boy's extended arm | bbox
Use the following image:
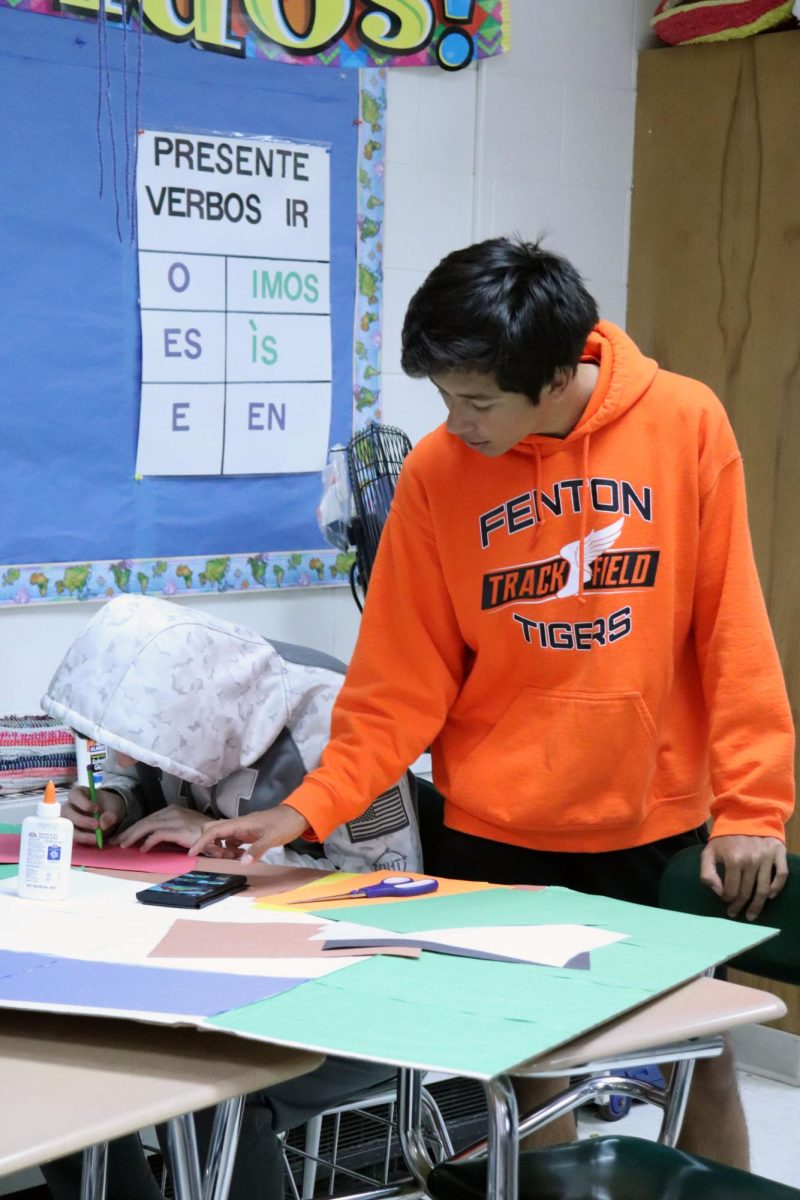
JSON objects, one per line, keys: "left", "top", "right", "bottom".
{"left": 192, "top": 464, "right": 467, "bottom": 861}
{"left": 190, "top": 803, "right": 307, "bottom": 863}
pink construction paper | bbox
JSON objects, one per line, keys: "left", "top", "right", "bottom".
{"left": 148, "top": 919, "right": 422, "bottom": 961}
{"left": 0, "top": 834, "right": 197, "bottom": 875}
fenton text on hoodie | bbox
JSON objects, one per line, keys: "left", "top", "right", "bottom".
{"left": 478, "top": 477, "right": 653, "bottom": 549}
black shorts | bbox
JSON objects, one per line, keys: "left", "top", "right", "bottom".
{"left": 438, "top": 824, "right": 709, "bottom": 909}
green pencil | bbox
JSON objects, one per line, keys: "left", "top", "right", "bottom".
{"left": 87, "top": 760, "right": 103, "bottom": 850}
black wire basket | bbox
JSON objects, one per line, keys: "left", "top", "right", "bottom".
{"left": 346, "top": 422, "right": 412, "bottom": 604}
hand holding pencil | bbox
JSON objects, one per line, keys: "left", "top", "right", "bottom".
{"left": 61, "top": 784, "right": 126, "bottom": 846}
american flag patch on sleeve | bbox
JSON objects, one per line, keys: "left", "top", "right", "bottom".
{"left": 346, "top": 785, "right": 410, "bottom": 843}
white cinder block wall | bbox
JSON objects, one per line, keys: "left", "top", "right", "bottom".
{"left": 0, "top": 1, "right": 657, "bottom": 717}
{"left": 382, "top": 0, "right": 656, "bottom": 439}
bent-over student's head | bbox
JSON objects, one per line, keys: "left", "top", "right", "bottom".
{"left": 40, "top": 595, "right": 313, "bottom": 789}
{"left": 400, "top": 236, "right": 599, "bottom": 404}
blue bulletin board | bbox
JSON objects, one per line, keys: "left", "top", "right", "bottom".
{"left": 0, "top": 8, "right": 385, "bottom": 604}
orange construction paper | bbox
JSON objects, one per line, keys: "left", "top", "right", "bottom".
{"left": 254, "top": 870, "right": 501, "bottom": 911}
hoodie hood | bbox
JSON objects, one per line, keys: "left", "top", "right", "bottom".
{"left": 517, "top": 320, "right": 660, "bottom": 459}
{"left": 41, "top": 595, "right": 319, "bottom": 787}
{"left": 574, "top": 320, "right": 659, "bottom": 435}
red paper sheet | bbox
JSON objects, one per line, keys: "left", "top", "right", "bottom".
{"left": 0, "top": 834, "right": 197, "bottom": 875}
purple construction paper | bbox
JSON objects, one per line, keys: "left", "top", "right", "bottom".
{"left": 0, "top": 951, "right": 307, "bottom": 1016}
{"left": 0, "top": 949, "right": 57, "bottom": 978}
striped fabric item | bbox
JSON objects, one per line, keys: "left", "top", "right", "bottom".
{"left": 0, "top": 716, "right": 77, "bottom": 793}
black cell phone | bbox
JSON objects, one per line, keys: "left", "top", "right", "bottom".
{"left": 136, "top": 870, "right": 248, "bottom": 909}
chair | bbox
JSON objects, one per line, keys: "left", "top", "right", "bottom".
{"left": 658, "top": 844, "right": 800, "bottom": 985}
{"left": 415, "top": 776, "right": 446, "bottom": 876}
{"left": 425, "top": 1135, "right": 800, "bottom": 1199}
{"left": 424, "top": 844, "right": 800, "bottom": 1200}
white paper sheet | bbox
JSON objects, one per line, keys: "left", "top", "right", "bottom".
{"left": 0, "top": 872, "right": 358, "bottom": 980}
{"left": 313, "top": 922, "right": 627, "bottom": 968}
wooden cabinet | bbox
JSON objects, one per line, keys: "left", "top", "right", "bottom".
{"left": 628, "top": 30, "right": 800, "bottom": 1031}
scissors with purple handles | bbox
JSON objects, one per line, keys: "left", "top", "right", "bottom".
{"left": 289, "top": 874, "right": 439, "bottom": 903}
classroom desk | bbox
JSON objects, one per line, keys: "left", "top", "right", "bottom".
{"left": 0, "top": 858, "right": 785, "bottom": 1200}
{"left": 0, "top": 1008, "right": 322, "bottom": 1200}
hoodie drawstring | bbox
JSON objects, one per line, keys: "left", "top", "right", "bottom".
{"left": 577, "top": 434, "right": 591, "bottom": 604}
{"left": 531, "top": 444, "right": 545, "bottom": 547}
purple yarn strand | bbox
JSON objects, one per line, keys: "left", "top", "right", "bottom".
{"left": 95, "top": 0, "right": 105, "bottom": 199}
{"left": 131, "top": 2, "right": 144, "bottom": 244}
{"left": 122, "top": 0, "right": 131, "bottom": 225}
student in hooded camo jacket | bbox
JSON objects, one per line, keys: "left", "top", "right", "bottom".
{"left": 191, "top": 237, "right": 795, "bottom": 1169}
{"left": 39, "top": 594, "right": 419, "bottom": 1200}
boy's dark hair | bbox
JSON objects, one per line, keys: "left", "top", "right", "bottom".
{"left": 401, "top": 237, "right": 599, "bottom": 403}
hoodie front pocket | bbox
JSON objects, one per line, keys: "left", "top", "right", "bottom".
{"left": 451, "top": 688, "right": 657, "bottom": 833}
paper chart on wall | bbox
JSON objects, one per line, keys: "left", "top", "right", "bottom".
{"left": 136, "top": 130, "right": 332, "bottom": 478}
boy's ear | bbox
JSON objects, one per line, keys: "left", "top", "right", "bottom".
{"left": 547, "top": 366, "right": 579, "bottom": 398}
{"left": 545, "top": 368, "right": 569, "bottom": 397}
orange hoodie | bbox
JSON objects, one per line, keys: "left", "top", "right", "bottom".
{"left": 289, "top": 321, "right": 795, "bottom": 852}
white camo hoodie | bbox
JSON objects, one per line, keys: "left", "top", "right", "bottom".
{"left": 41, "top": 595, "right": 422, "bottom": 874}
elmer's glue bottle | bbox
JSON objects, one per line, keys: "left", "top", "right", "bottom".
{"left": 17, "top": 780, "right": 74, "bottom": 900}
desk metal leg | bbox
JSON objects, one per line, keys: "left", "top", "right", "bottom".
{"left": 397, "top": 1067, "right": 436, "bottom": 1190}
{"left": 167, "top": 1113, "right": 203, "bottom": 1200}
{"left": 483, "top": 1076, "right": 518, "bottom": 1200}
{"left": 398, "top": 1069, "right": 518, "bottom": 1199}
{"left": 79, "top": 1142, "right": 108, "bottom": 1200}
{"left": 659, "top": 1057, "right": 697, "bottom": 1147}
{"left": 202, "top": 1095, "right": 245, "bottom": 1200}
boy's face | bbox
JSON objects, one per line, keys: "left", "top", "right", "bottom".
{"left": 431, "top": 369, "right": 574, "bottom": 456}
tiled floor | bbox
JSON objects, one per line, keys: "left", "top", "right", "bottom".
{"left": 578, "top": 1069, "right": 800, "bottom": 1188}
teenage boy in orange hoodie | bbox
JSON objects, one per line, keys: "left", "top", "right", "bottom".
{"left": 191, "top": 237, "right": 795, "bottom": 1169}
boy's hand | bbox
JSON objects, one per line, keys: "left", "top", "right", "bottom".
{"left": 700, "top": 835, "right": 788, "bottom": 921}
{"left": 114, "top": 805, "right": 212, "bottom": 853}
{"left": 189, "top": 805, "right": 308, "bottom": 864}
{"left": 62, "top": 785, "right": 126, "bottom": 845}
